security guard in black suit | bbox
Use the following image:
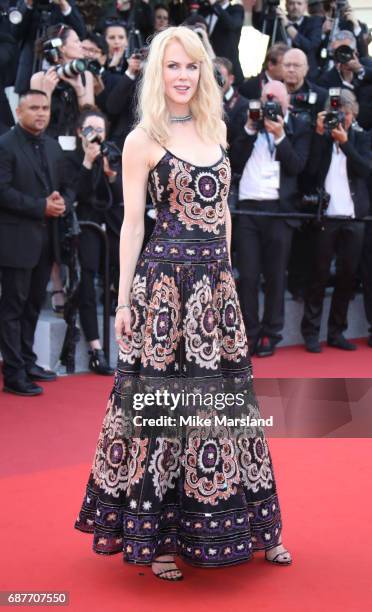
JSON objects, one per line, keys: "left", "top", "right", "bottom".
{"left": 0, "top": 90, "right": 74, "bottom": 396}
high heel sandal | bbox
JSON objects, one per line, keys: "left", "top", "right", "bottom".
{"left": 265, "top": 543, "right": 292, "bottom": 566}
{"left": 51, "top": 290, "right": 65, "bottom": 315}
{"left": 152, "top": 559, "right": 184, "bottom": 581}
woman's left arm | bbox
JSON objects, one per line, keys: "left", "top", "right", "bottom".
{"left": 225, "top": 203, "right": 232, "bottom": 266}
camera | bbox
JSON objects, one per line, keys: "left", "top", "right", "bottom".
{"left": 301, "top": 188, "right": 330, "bottom": 224}
{"left": 81, "top": 126, "right": 121, "bottom": 166}
{"left": 248, "top": 96, "right": 283, "bottom": 129}
{"left": 262, "top": 95, "right": 283, "bottom": 122}
{"left": 56, "top": 59, "right": 87, "bottom": 78}
{"left": 290, "top": 91, "right": 318, "bottom": 125}
{"left": 323, "top": 88, "right": 345, "bottom": 131}
{"left": 333, "top": 44, "right": 354, "bottom": 65}
{"left": 85, "top": 59, "right": 105, "bottom": 77}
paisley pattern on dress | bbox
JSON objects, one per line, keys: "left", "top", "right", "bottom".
{"left": 75, "top": 147, "right": 283, "bottom": 568}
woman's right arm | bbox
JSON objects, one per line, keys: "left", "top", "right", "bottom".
{"left": 115, "top": 128, "right": 151, "bottom": 348}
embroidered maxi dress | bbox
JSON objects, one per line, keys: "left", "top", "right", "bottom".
{"left": 74, "top": 146, "right": 283, "bottom": 567}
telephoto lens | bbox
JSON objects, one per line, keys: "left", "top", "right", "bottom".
{"left": 56, "top": 59, "right": 87, "bottom": 78}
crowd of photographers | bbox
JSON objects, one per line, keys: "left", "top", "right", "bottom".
{"left": 0, "top": 0, "right": 372, "bottom": 395}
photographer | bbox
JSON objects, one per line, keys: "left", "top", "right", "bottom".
{"left": 239, "top": 43, "right": 289, "bottom": 101}
{"left": 309, "top": 0, "right": 369, "bottom": 70}
{"left": 253, "top": 0, "right": 323, "bottom": 81}
{"left": 97, "top": 0, "right": 153, "bottom": 42}
{"left": 213, "top": 57, "right": 248, "bottom": 145}
{"left": 30, "top": 24, "right": 94, "bottom": 142}
{"left": 65, "top": 108, "right": 123, "bottom": 375}
{"left": 105, "top": 49, "right": 143, "bottom": 149}
{"left": 301, "top": 89, "right": 372, "bottom": 353}
{"left": 198, "top": 0, "right": 245, "bottom": 85}
{"left": 230, "top": 80, "right": 311, "bottom": 356}
{"left": 0, "top": 89, "right": 74, "bottom": 396}
{"left": 104, "top": 20, "right": 129, "bottom": 76}
{"left": 282, "top": 48, "right": 327, "bottom": 120}
{"left": 12, "top": 0, "right": 86, "bottom": 94}
{"left": 317, "top": 31, "right": 372, "bottom": 130}
{"left": 153, "top": 3, "right": 169, "bottom": 33}
{"left": 81, "top": 32, "right": 120, "bottom": 113}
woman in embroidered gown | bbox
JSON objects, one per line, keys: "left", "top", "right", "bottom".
{"left": 75, "top": 26, "right": 292, "bottom": 581}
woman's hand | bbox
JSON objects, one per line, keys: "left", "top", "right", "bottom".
{"left": 115, "top": 307, "right": 132, "bottom": 352}
{"left": 103, "top": 156, "right": 118, "bottom": 180}
{"left": 82, "top": 140, "right": 101, "bottom": 168}
{"left": 109, "top": 49, "right": 124, "bottom": 68}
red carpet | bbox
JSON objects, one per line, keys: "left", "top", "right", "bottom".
{"left": 1, "top": 346, "right": 372, "bottom": 611}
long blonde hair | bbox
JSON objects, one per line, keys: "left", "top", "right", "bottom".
{"left": 136, "top": 26, "right": 226, "bottom": 147}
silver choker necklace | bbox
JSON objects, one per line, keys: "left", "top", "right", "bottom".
{"left": 170, "top": 114, "right": 192, "bottom": 123}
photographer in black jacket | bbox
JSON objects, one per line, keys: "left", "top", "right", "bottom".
{"left": 12, "top": 0, "right": 86, "bottom": 94}
{"left": 230, "top": 80, "right": 311, "bottom": 357}
{"left": 105, "top": 49, "right": 143, "bottom": 149}
{"left": 301, "top": 89, "right": 372, "bottom": 352}
{"left": 31, "top": 24, "right": 94, "bottom": 142}
{"left": 65, "top": 108, "right": 124, "bottom": 375}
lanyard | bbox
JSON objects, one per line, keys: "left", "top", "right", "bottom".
{"left": 264, "top": 130, "right": 276, "bottom": 159}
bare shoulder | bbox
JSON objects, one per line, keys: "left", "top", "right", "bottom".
{"left": 123, "top": 127, "right": 163, "bottom": 170}
{"left": 123, "top": 128, "right": 153, "bottom": 164}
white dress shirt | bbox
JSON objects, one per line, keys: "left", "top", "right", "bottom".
{"left": 325, "top": 144, "right": 355, "bottom": 218}
{"left": 239, "top": 130, "right": 280, "bottom": 201}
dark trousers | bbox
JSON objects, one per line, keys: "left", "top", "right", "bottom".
{"left": 361, "top": 221, "right": 372, "bottom": 334}
{"left": 234, "top": 200, "right": 293, "bottom": 343}
{"left": 301, "top": 219, "right": 365, "bottom": 341}
{"left": 0, "top": 229, "right": 53, "bottom": 385}
{"left": 78, "top": 268, "right": 99, "bottom": 342}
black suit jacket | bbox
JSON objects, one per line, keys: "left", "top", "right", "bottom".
{"left": 200, "top": 2, "right": 245, "bottom": 84}
{"left": 230, "top": 115, "right": 312, "bottom": 218}
{"left": 253, "top": 13, "right": 322, "bottom": 81}
{"left": 0, "top": 125, "right": 74, "bottom": 269}
{"left": 304, "top": 128, "right": 372, "bottom": 218}
{"left": 238, "top": 71, "right": 269, "bottom": 100}
{"left": 106, "top": 73, "right": 137, "bottom": 149}
{"left": 224, "top": 90, "right": 249, "bottom": 145}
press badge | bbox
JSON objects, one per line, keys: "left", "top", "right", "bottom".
{"left": 58, "top": 135, "right": 77, "bottom": 151}
{"left": 262, "top": 161, "right": 280, "bottom": 189}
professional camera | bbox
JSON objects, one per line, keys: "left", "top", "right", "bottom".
{"left": 323, "top": 88, "right": 345, "bottom": 131}
{"left": 248, "top": 96, "right": 283, "bottom": 129}
{"left": 56, "top": 59, "right": 87, "bottom": 78}
{"left": 301, "top": 188, "right": 330, "bottom": 224}
{"left": 290, "top": 91, "right": 318, "bottom": 125}
{"left": 262, "top": 95, "right": 283, "bottom": 122}
{"left": 333, "top": 44, "right": 354, "bottom": 65}
{"left": 81, "top": 126, "right": 121, "bottom": 166}
{"left": 85, "top": 59, "right": 105, "bottom": 77}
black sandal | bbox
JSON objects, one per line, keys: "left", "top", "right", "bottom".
{"left": 152, "top": 559, "right": 184, "bottom": 581}
{"left": 51, "top": 290, "right": 65, "bottom": 315}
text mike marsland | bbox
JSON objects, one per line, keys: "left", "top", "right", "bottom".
{"left": 132, "top": 415, "right": 274, "bottom": 427}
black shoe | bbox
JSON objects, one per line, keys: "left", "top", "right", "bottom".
{"left": 256, "top": 336, "right": 275, "bottom": 357}
{"left": 304, "top": 338, "right": 322, "bottom": 353}
{"left": 367, "top": 335, "right": 372, "bottom": 348}
{"left": 3, "top": 379, "right": 43, "bottom": 396}
{"left": 327, "top": 335, "right": 357, "bottom": 351}
{"left": 89, "top": 349, "right": 114, "bottom": 375}
{"left": 27, "top": 364, "right": 57, "bottom": 382}
{"left": 248, "top": 337, "right": 259, "bottom": 356}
